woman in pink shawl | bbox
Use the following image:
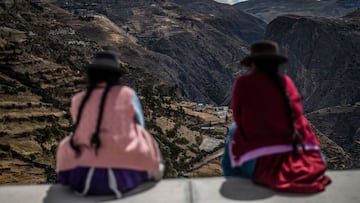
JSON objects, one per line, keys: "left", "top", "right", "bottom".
{"left": 56, "top": 51, "right": 163, "bottom": 198}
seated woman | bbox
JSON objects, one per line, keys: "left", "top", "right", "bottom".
{"left": 56, "top": 51, "right": 163, "bottom": 198}
{"left": 222, "top": 41, "right": 331, "bottom": 193}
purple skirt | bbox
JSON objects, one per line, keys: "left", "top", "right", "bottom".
{"left": 59, "top": 167, "right": 148, "bottom": 196}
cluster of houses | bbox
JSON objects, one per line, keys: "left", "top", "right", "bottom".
{"left": 176, "top": 102, "right": 232, "bottom": 131}
{"left": 49, "top": 27, "right": 75, "bottom": 36}
{"left": 195, "top": 104, "right": 231, "bottom": 131}
{"left": 193, "top": 103, "right": 230, "bottom": 118}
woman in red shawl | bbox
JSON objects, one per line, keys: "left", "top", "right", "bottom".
{"left": 221, "top": 40, "right": 331, "bottom": 193}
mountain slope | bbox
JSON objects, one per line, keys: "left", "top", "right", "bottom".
{"left": 307, "top": 104, "right": 360, "bottom": 168}
{"left": 0, "top": 0, "right": 96, "bottom": 184}
{"left": 57, "top": 0, "right": 266, "bottom": 104}
{"left": 0, "top": 0, "right": 224, "bottom": 183}
{"left": 266, "top": 13, "right": 360, "bottom": 112}
{"left": 235, "top": 0, "right": 360, "bottom": 22}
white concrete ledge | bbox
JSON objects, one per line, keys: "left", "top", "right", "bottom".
{"left": 0, "top": 170, "right": 359, "bottom": 203}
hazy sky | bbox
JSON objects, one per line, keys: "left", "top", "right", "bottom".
{"left": 214, "top": 0, "right": 248, "bottom": 5}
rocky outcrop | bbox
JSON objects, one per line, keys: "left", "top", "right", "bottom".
{"left": 266, "top": 13, "right": 360, "bottom": 112}
{"left": 235, "top": 0, "right": 360, "bottom": 23}
{"left": 266, "top": 10, "right": 360, "bottom": 168}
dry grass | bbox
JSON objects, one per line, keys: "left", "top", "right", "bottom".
{"left": 1, "top": 121, "right": 52, "bottom": 135}
{"left": 184, "top": 160, "right": 222, "bottom": 177}
{"left": 0, "top": 138, "right": 42, "bottom": 156}
{"left": 0, "top": 159, "right": 46, "bottom": 185}
{"left": 0, "top": 107, "right": 66, "bottom": 119}
{"left": 155, "top": 116, "right": 175, "bottom": 133}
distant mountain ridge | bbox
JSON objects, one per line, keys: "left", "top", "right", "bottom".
{"left": 171, "top": 0, "right": 266, "bottom": 43}
{"left": 235, "top": 0, "right": 360, "bottom": 22}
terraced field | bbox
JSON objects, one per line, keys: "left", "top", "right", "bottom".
{"left": 0, "top": 74, "right": 70, "bottom": 184}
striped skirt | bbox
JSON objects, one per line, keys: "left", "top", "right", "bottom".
{"left": 59, "top": 167, "right": 149, "bottom": 198}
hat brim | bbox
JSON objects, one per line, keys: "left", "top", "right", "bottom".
{"left": 240, "top": 54, "right": 288, "bottom": 67}
{"left": 86, "top": 64, "right": 127, "bottom": 75}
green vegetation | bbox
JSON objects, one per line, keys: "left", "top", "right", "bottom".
{"left": 146, "top": 120, "right": 163, "bottom": 135}
{"left": 166, "top": 129, "right": 177, "bottom": 138}
{"left": 174, "top": 137, "right": 189, "bottom": 145}
{"left": 45, "top": 166, "right": 58, "bottom": 183}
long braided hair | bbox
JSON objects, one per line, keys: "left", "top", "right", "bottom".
{"left": 70, "top": 62, "right": 122, "bottom": 157}
{"left": 253, "top": 60, "right": 305, "bottom": 156}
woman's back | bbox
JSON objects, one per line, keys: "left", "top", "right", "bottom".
{"left": 71, "top": 86, "right": 136, "bottom": 148}
{"left": 223, "top": 40, "right": 330, "bottom": 193}
{"left": 57, "top": 85, "right": 161, "bottom": 172}
{"left": 56, "top": 51, "right": 163, "bottom": 197}
{"left": 233, "top": 72, "right": 292, "bottom": 144}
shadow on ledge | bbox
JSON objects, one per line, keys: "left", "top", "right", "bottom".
{"left": 219, "top": 177, "right": 274, "bottom": 200}
{"left": 43, "top": 181, "right": 157, "bottom": 203}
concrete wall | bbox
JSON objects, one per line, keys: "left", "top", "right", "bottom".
{"left": 0, "top": 170, "right": 359, "bottom": 203}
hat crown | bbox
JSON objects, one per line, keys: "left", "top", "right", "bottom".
{"left": 90, "top": 51, "right": 120, "bottom": 70}
{"left": 86, "top": 51, "right": 127, "bottom": 75}
{"left": 251, "top": 41, "right": 279, "bottom": 55}
{"left": 240, "top": 40, "right": 288, "bottom": 66}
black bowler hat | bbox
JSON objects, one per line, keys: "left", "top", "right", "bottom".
{"left": 240, "top": 40, "right": 288, "bottom": 67}
{"left": 86, "top": 51, "right": 127, "bottom": 75}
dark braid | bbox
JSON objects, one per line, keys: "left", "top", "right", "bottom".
{"left": 254, "top": 60, "right": 305, "bottom": 156}
{"left": 70, "top": 86, "right": 95, "bottom": 156}
{"left": 70, "top": 69, "right": 119, "bottom": 156}
{"left": 91, "top": 82, "right": 113, "bottom": 155}
{"left": 69, "top": 51, "right": 123, "bottom": 157}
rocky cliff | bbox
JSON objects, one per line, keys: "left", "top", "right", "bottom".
{"left": 235, "top": 0, "right": 360, "bottom": 23}
{"left": 56, "top": 0, "right": 266, "bottom": 104}
{"left": 265, "top": 9, "right": 360, "bottom": 167}
{"left": 266, "top": 12, "right": 360, "bottom": 112}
